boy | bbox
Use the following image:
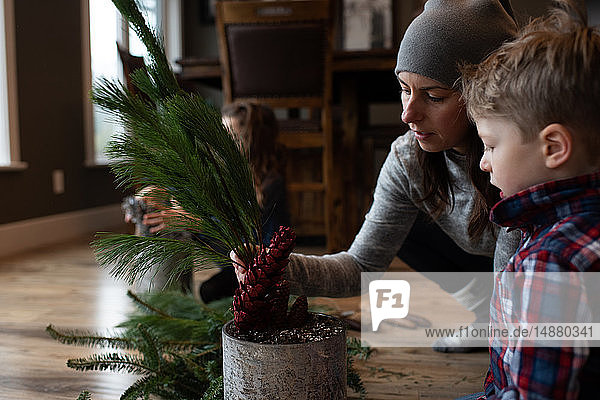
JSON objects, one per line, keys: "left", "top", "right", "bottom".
{"left": 461, "top": 0, "right": 600, "bottom": 398}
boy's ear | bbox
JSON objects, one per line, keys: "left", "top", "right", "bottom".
{"left": 540, "top": 123, "right": 572, "bottom": 169}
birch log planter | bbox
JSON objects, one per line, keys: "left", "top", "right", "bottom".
{"left": 222, "top": 314, "right": 347, "bottom": 400}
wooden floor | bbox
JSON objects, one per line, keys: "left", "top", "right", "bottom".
{"left": 0, "top": 236, "right": 489, "bottom": 400}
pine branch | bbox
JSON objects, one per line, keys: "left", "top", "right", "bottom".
{"left": 91, "top": 0, "right": 262, "bottom": 285}
{"left": 119, "top": 291, "right": 228, "bottom": 344}
{"left": 110, "top": 0, "right": 179, "bottom": 99}
{"left": 201, "top": 376, "right": 224, "bottom": 400}
{"left": 346, "top": 337, "right": 372, "bottom": 399}
{"left": 126, "top": 290, "right": 173, "bottom": 318}
{"left": 46, "top": 325, "right": 136, "bottom": 351}
{"left": 120, "top": 376, "right": 158, "bottom": 400}
{"left": 166, "top": 352, "right": 213, "bottom": 384}
{"left": 161, "top": 340, "right": 218, "bottom": 353}
{"left": 347, "top": 337, "right": 373, "bottom": 361}
{"left": 136, "top": 324, "right": 163, "bottom": 372}
{"left": 347, "top": 356, "right": 367, "bottom": 400}
{"left": 93, "top": 233, "right": 226, "bottom": 286}
{"left": 119, "top": 309, "right": 213, "bottom": 335}
{"left": 127, "top": 290, "right": 229, "bottom": 320}
{"left": 91, "top": 94, "right": 262, "bottom": 280}
{"left": 67, "top": 353, "right": 153, "bottom": 374}
{"left": 76, "top": 390, "right": 93, "bottom": 400}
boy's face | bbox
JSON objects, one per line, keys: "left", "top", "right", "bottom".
{"left": 476, "top": 117, "right": 549, "bottom": 198}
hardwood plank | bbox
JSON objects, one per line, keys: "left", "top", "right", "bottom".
{"left": 0, "top": 239, "right": 137, "bottom": 400}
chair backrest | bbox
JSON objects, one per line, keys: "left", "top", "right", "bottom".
{"left": 215, "top": 0, "right": 333, "bottom": 110}
{"left": 117, "top": 43, "right": 146, "bottom": 95}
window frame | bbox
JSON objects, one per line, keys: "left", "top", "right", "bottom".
{"left": 0, "top": 0, "right": 26, "bottom": 171}
{"left": 82, "top": 0, "right": 182, "bottom": 167}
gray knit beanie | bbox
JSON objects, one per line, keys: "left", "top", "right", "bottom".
{"left": 395, "top": 0, "right": 517, "bottom": 89}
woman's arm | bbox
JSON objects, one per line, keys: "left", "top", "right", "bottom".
{"left": 284, "top": 135, "right": 420, "bottom": 297}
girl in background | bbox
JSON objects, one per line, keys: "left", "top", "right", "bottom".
{"left": 198, "top": 102, "right": 290, "bottom": 303}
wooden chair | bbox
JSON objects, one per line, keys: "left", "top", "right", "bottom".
{"left": 116, "top": 43, "right": 146, "bottom": 95}
{"left": 215, "top": 0, "right": 342, "bottom": 250}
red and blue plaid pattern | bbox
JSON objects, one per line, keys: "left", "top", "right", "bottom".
{"left": 481, "top": 171, "right": 600, "bottom": 399}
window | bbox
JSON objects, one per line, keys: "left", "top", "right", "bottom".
{"left": 0, "top": 0, "right": 23, "bottom": 169}
{"left": 83, "top": 0, "right": 181, "bottom": 165}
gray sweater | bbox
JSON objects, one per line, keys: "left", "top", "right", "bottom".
{"left": 285, "top": 133, "right": 521, "bottom": 297}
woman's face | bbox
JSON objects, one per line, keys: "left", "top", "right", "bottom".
{"left": 398, "top": 72, "right": 471, "bottom": 153}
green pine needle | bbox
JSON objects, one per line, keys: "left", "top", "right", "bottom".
{"left": 118, "top": 315, "right": 217, "bottom": 344}
{"left": 91, "top": 0, "right": 262, "bottom": 287}
{"left": 347, "top": 356, "right": 368, "bottom": 400}
{"left": 120, "top": 376, "right": 159, "bottom": 400}
{"left": 45, "top": 325, "right": 136, "bottom": 351}
{"left": 110, "top": 0, "right": 178, "bottom": 99}
{"left": 67, "top": 353, "right": 152, "bottom": 374}
{"left": 92, "top": 233, "right": 228, "bottom": 287}
{"left": 347, "top": 337, "right": 371, "bottom": 399}
{"left": 347, "top": 337, "right": 373, "bottom": 361}
{"left": 136, "top": 324, "right": 163, "bottom": 371}
{"left": 126, "top": 290, "right": 173, "bottom": 318}
{"left": 76, "top": 390, "right": 93, "bottom": 400}
{"left": 201, "top": 376, "right": 224, "bottom": 400}
{"left": 116, "top": 291, "right": 228, "bottom": 346}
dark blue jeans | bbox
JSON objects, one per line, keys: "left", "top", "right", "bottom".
{"left": 397, "top": 211, "right": 493, "bottom": 292}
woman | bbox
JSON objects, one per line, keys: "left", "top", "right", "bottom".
{"left": 234, "top": 0, "right": 521, "bottom": 353}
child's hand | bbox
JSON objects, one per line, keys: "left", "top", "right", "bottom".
{"left": 137, "top": 185, "right": 169, "bottom": 210}
{"left": 142, "top": 211, "right": 167, "bottom": 234}
{"left": 143, "top": 202, "right": 191, "bottom": 234}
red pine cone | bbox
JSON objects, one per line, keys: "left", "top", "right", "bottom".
{"left": 287, "top": 295, "right": 308, "bottom": 328}
{"left": 232, "top": 226, "right": 297, "bottom": 332}
{"left": 269, "top": 280, "right": 291, "bottom": 329}
{"left": 269, "top": 227, "right": 295, "bottom": 258}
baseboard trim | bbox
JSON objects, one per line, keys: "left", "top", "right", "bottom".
{"left": 0, "top": 204, "right": 125, "bottom": 258}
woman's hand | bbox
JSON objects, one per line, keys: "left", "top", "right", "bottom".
{"left": 229, "top": 246, "right": 261, "bottom": 285}
{"left": 230, "top": 250, "right": 248, "bottom": 285}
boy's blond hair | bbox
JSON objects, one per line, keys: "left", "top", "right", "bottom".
{"left": 462, "top": 0, "right": 600, "bottom": 161}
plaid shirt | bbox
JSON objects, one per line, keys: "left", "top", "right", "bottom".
{"left": 482, "top": 171, "right": 600, "bottom": 399}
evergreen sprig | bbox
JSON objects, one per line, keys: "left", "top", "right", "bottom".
{"left": 110, "top": 0, "right": 179, "bottom": 100}
{"left": 347, "top": 336, "right": 374, "bottom": 361}
{"left": 346, "top": 337, "right": 373, "bottom": 400}
{"left": 46, "top": 325, "right": 136, "bottom": 350}
{"left": 91, "top": 0, "right": 261, "bottom": 287}
{"left": 118, "top": 290, "right": 229, "bottom": 344}
{"left": 67, "top": 352, "right": 151, "bottom": 374}
{"left": 76, "top": 390, "right": 93, "bottom": 400}
{"left": 50, "top": 293, "right": 226, "bottom": 399}
{"left": 201, "top": 376, "right": 224, "bottom": 400}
